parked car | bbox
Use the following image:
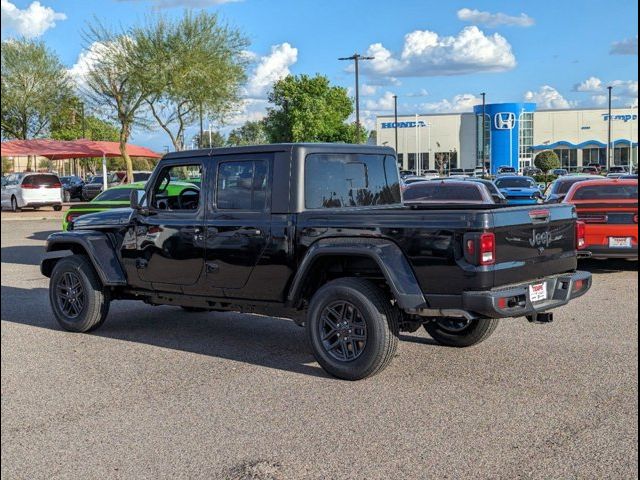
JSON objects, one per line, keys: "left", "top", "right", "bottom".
{"left": 564, "top": 179, "right": 638, "bottom": 260}
{"left": 620, "top": 174, "right": 638, "bottom": 179}
{"left": 586, "top": 163, "right": 604, "bottom": 173}
{"left": 494, "top": 175, "right": 543, "bottom": 205}
{"left": 580, "top": 166, "right": 600, "bottom": 175}
{"left": 550, "top": 168, "right": 569, "bottom": 176}
{"left": 544, "top": 175, "right": 603, "bottom": 204}
{"left": 110, "top": 170, "right": 153, "bottom": 184}
{"left": 496, "top": 166, "right": 517, "bottom": 175}
{"left": 41, "top": 143, "right": 592, "bottom": 380}
{"left": 399, "top": 170, "right": 415, "bottom": 178}
{"left": 81, "top": 175, "right": 107, "bottom": 201}
{"left": 608, "top": 166, "right": 629, "bottom": 174}
{"left": 449, "top": 168, "right": 466, "bottom": 176}
{"left": 421, "top": 169, "right": 440, "bottom": 179}
{"left": 473, "top": 166, "right": 488, "bottom": 177}
{"left": 436, "top": 177, "right": 508, "bottom": 204}
{"left": 60, "top": 175, "right": 85, "bottom": 202}
{"left": 1, "top": 172, "right": 62, "bottom": 211}
{"left": 403, "top": 180, "right": 496, "bottom": 205}
{"left": 401, "top": 175, "right": 429, "bottom": 187}
{"left": 63, "top": 181, "right": 198, "bottom": 231}
{"left": 523, "top": 167, "right": 542, "bottom": 177}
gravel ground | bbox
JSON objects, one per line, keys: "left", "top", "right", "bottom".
{"left": 1, "top": 219, "right": 638, "bottom": 479}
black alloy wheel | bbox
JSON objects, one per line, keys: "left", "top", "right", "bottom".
{"left": 318, "top": 300, "right": 368, "bottom": 362}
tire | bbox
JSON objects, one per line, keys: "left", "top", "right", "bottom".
{"left": 307, "top": 278, "right": 399, "bottom": 380}
{"left": 424, "top": 317, "right": 499, "bottom": 348}
{"left": 53, "top": 204, "right": 62, "bottom": 211}
{"left": 181, "top": 306, "right": 208, "bottom": 312}
{"left": 49, "top": 255, "right": 110, "bottom": 333}
{"left": 10, "top": 196, "right": 20, "bottom": 212}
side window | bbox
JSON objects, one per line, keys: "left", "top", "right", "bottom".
{"left": 216, "top": 160, "right": 268, "bottom": 211}
{"left": 150, "top": 163, "right": 202, "bottom": 211}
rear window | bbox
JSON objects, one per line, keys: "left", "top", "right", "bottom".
{"left": 94, "top": 187, "right": 138, "bottom": 202}
{"left": 23, "top": 174, "right": 60, "bottom": 186}
{"left": 305, "top": 153, "right": 401, "bottom": 209}
{"left": 89, "top": 176, "right": 103, "bottom": 184}
{"left": 573, "top": 184, "right": 638, "bottom": 200}
{"left": 495, "top": 177, "right": 535, "bottom": 188}
{"left": 404, "top": 183, "right": 484, "bottom": 202}
{"left": 132, "top": 172, "right": 151, "bottom": 182}
{"left": 556, "top": 178, "right": 594, "bottom": 195}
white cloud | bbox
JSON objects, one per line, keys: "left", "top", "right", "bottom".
{"left": 68, "top": 42, "right": 106, "bottom": 90}
{"left": 405, "top": 88, "right": 429, "bottom": 98}
{"left": 361, "top": 26, "right": 516, "bottom": 78}
{"left": 244, "top": 43, "right": 298, "bottom": 99}
{"left": 457, "top": 8, "right": 534, "bottom": 28}
{"left": 590, "top": 94, "right": 620, "bottom": 106}
{"left": 573, "top": 76, "right": 603, "bottom": 92}
{"left": 573, "top": 77, "right": 637, "bottom": 98}
{"left": 524, "top": 86, "right": 574, "bottom": 109}
{"left": 420, "top": 93, "right": 481, "bottom": 113}
{"left": 610, "top": 80, "right": 638, "bottom": 98}
{"left": 610, "top": 36, "right": 638, "bottom": 55}
{"left": 116, "top": 0, "right": 240, "bottom": 8}
{"left": 361, "top": 84, "right": 378, "bottom": 96}
{"left": 225, "top": 98, "right": 269, "bottom": 128}
{"left": 1, "top": 0, "right": 66, "bottom": 38}
{"left": 364, "top": 91, "right": 396, "bottom": 111}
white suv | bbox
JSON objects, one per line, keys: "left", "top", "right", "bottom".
{"left": 1, "top": 172, "right": 63, "bottom": 212}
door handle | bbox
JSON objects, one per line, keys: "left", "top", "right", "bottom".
{"left": 235, "top": 228, "right": 262, "bottom": 237}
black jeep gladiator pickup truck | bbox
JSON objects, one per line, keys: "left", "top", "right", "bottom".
{"left": 41, "top": 144, "right": 592, "bottom": 380}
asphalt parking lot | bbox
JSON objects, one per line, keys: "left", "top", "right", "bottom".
{"left": 1, "top": 215, "right": 638, "bottom": 479}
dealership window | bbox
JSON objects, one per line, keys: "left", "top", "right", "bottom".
{"left": 476, "top": 114, "right": 490, "bottom": 165}
{"left": 553, "top": 149, "right": 578, "bottom": 170}
{"left": 613, "top": 147, "right": 630, "bottom": 166}
{"left": 434, "top": 151, "right": 457, "bottom": 174}
{"left": 397, "top": 153, "right": 404, "bottom": 168}
{"left": 518, "top": 112, "right": 534, "bottom": 162}
{"left": 407, "top": 153, "right": 416, "bottom": 172}
{"left": 582, "top": 147, "right": 606, "bottom": 166}
{"left": 418, "top": 152, "right": 429, "bottom": 171}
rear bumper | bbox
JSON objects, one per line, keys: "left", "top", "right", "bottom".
{"left": 461, "top": 270, "right": 592, "bottom": 319}
{"left": 582, "top": 245, "right": 638, "bottom": 260}
{"left": 23, "top": 201, "right": 62, "bottom": 207}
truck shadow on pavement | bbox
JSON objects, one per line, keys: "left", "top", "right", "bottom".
{"left": 579, "top": 258, "right": 638, "bottom": 274}
{"left": 27, "top": 230, "right": 58, "bottom": 241}
{"left": 0, "top": 285, "right": 330, "bottom": 379}
{"left": 1, "top": 245, "right": 44, "bottom": 266}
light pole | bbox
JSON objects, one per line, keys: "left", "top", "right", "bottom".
{"left": 607, "top": 86, "right": 613, "bottom": 170}
{"left": 425, "top": 122, "right": 432, "bottom": 170}
{"left": 339, "top": 53, "right": 374, "bottom": 143}
{"left": 480, "top": 92, "right": 486, "bottom": 171}
{"left": 393, "top": 95, "right": 398, "bottom": 154}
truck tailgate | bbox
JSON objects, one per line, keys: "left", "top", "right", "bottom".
{"left": 491, "top": 204, "right": 578, "bottom": 286}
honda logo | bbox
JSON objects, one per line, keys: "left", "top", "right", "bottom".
{"left": 494, "top": 112, "right": 515, "bottom": 130}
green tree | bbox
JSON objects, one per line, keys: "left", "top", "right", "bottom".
{"left": 131, "top": 12, "right": 249, "bottom": 151}
{"left": 83, "top": 24, "right": 151, "bottom": 182}
{"left": 534, "top": 150, "right": 561, "bottom": 182}
{"left": 51, "top": 96, "right": 120, "bottom": 141}
{"left": 263, "top": 74, "right": 365, "bottom": 143}
{"left": 1, "top": 39, "right": 72, "bottom": 140}
{"left": 193, "top": 130, "right": 226, "bottom": 148}
{"left": 227, "top": 120, "right": 268, "bottom": 146}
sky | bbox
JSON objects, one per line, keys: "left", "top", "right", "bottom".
{"left": 1, "top": 0, "right": 638, "bottom": 151}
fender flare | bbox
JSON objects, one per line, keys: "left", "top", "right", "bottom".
{"left": 40, "top": 231, "right": 127, "bottom": 286}
{"left": 287, "top": 238, "right": 427, "bottom": 310}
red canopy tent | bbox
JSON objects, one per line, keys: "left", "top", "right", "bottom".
{"left": 1, "top": 139, "right": 161, "bottom": 190}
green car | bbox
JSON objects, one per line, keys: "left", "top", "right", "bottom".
{"left": 62, "top": 181, "right": 198, "bottom": 230}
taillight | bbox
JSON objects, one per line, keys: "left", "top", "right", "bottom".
{"left": 66, "top": 212, "right": 80, "bottom": 223}
{"left": 576, "top": 221, "right": 586, "bottom": 250}
{"left": 634, "top": 214, "right": 638, "bottom": 224}
{"left": 479, "top": 233, "right": 496, "bottom": 265}
{"left": 48, "top": 182, "right": 62, "bottom": 188}
{"left": 21, "top": 183, "right": 37, "bottom": 189}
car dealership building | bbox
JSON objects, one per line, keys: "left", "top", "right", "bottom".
{"left": 376, "top": 104, "right": 638, "bottom": 175}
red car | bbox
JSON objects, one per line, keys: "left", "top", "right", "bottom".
{"left": 564, "top": 179, "right": 638, "bottom": 260}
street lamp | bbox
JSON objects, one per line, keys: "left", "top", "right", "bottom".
{"left": 607, "top": 86, "right": 613, "bottom": 170}
{"left": 480, "top": 92, "right": 486, "bottom": 170}
{"left": 339, "top": 53, "right": 374, "bottom": 143}
{"left": 393, "top": 95, "right": 398, "bottom": 153}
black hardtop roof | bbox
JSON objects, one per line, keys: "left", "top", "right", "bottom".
{"left": 163, "top": 143, "right": 396, "bottom": 160}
